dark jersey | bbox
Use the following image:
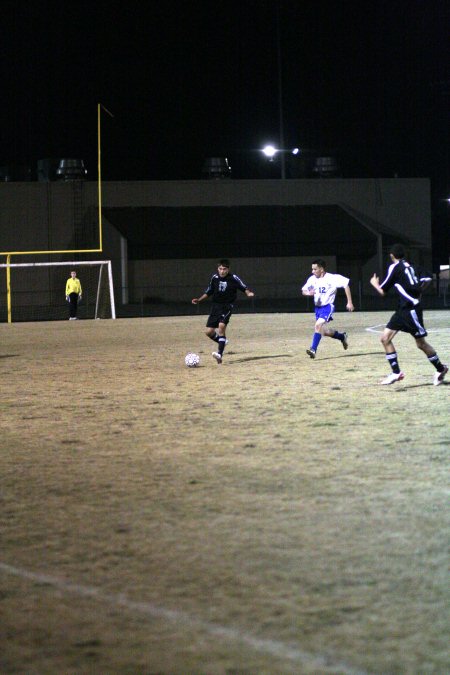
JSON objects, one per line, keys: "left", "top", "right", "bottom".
{"left": 380, "top": 260, "right": 432, "bottom": 309}
{"left": 205, "top": 273, "right": 248, "bottom": 304}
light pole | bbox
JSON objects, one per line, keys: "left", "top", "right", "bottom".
{"left": 260, "top": 5, "right": 286, "bottom": 178}
{"left": 276, "top": 2, "right": 286, "bottom": 179}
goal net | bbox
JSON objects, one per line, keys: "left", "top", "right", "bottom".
{"left": 0, "top": 260, "right": 116, "bottom": 322}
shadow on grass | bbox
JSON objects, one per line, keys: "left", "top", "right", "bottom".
{"left": 394, "top": 381, "right": 449, "bottom": 390}
{"left": 231, "top": 354, "right": 294, "bottom": 364}
{"left": 313, "top": 351, "right": 380, "bottom": 361}
{"left": 0, "top": 354, "right": 20, "bottom": 359}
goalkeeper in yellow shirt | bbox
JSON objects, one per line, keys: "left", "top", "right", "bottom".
{"left": 65, "top": 270, "right": 82, "bottom": 320}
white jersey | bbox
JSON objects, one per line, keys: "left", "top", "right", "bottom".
{"left": 302, "top": 272, "right": 349, "bottom": 306}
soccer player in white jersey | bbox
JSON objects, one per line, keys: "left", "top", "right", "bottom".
{"left": 301, "top": 259, "right": 354, "bottom": 358}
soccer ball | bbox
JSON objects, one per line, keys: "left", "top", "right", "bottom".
{"left": 185, "top": 352, "right": 200, "bottom": 368}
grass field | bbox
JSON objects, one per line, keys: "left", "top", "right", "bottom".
{"left": 1, "top": 310, "right": 449, "bottom": 674}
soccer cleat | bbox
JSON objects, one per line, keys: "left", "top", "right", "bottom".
{"left": 212, "top": 351, "right": 223, "bottom": 364}
{"left": 306, "top": 348, "right": 316, "bottom": 359}
{"left": 433, "top": 365, "right": 448, "bottom": 386}
{"left": 342, "top": 332, "right": 348, "bottom": 350}
{"left": 380, "top": 372, "right": 405, "bottom": 385}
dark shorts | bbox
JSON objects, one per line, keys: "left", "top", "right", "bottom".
{"left": 206, "top": 303, "right": 233, "bottom": 328}
{"left": 386, "top": 307, "right": 428, "bottom": 338}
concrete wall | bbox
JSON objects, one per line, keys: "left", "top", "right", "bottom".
{"left": 0, "top": 178, "right": 432, "bottom": 311}
{"left": 0, "top": 177, "right": 432, "bottom": 255}
{"left": 98, "top": 178, "right": 432, "bottom": 247}
{"left": 127, "top": 256, "right": 337, "bottom": 303}
{"left": 0, "top": 182, "right": 97, "bottom": 254}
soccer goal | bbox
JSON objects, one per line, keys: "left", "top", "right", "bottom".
{"left": 1, "top": 260, "right": 116, "bottom": 322}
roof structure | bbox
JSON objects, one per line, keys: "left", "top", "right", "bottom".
{"left": 103, "top": 204, "right": 419, "bottom": 261}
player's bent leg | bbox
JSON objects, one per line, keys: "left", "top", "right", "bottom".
{"left": 376, "top": 327, "right": 405, "bottom": 383}
{"left": 380, "top": 328, "right": 397, "bottom": 352}
{"left": 322, "top": 326, "right": 348, "bottom": 348}
{"left": 415, "top": 338, "right": 448, "bottom": 384}
{"left": 307, "top": 325, "right": 323, "bottom": 358}
{"left": 217, "top": 322, "right": 227, "bottom": 357}
{"left": 206, "top": 327, "right": 217, "bottom": 339}
{"left": 316, "top": 319, "right": 327, "bottom": 334}
{"left": 415, "top": 337, "right": 434, "bottom": 356}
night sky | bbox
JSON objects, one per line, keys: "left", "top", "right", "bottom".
{"left": 1, "top": 1, "right": 449, "bottom": 252}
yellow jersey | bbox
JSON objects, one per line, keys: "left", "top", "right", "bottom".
{"left": 66, "top": 277, "right": 82, "bottom": 295}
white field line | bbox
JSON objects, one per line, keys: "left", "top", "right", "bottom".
{"left": 0, "top": 561, "right": 367, "bottom": 675}
{"left": 365, "top": 324, "right": 448, "bottom": 334}
{"left": 365, "top": 323, "right": 386, "bottom": 334}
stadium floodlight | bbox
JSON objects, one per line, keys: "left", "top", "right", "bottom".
{"left": 202, "top": 157, "right": 232, "bottom": 179}
{"left": 56, "top": 158, "right": 87, "bottom": 181}
{"left": 262, "top": 144, "right": 278, "bottom": 159}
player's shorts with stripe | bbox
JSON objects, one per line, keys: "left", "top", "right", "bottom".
{"left": 315, "top": 303, "right": 334, "bottom": 322}
{"left": 206, "top": 303, "right": 233, "bottom": 328}
{"left": 386, "top": 307, "right": 428, "bottom": 337}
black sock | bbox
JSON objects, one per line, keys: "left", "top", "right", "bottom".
{"left": 333, "top": 330, "right": 344, "bottom": 341}
{"left": 428, "top": 353, "right": 444, "bottom": 372}
{"left": 386, "top": 352, "right": 400, "bottom": 374}
{"left": 208, "top": 332, "right": 220, "bottom": 342}
{"left": 218, "top": 336, "right": 226, "bottom": 355}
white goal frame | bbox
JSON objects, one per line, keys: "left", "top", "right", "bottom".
{"left": 1, "top": 259, "right": 116, "bottom": 322}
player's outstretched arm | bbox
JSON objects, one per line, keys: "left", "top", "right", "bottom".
{"left": 370, "top": 273, "right": 385, "bottom": 296}
{"left": 192, "top": 293, "right": 208, "bottom": 304}
{"left": 302, "top": 285, "right": 315, "bottom": 296}
{"left": 345, "top": 285, "right": 354, "bottom": 311}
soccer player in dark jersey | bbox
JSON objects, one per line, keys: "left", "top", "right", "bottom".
{"left": 192, "top": 259, "right": 255, "bottom": 364}
{"left": 370, "top": 243, "right": 448, "bottom": 385}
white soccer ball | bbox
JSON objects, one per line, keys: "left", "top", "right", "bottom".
{"left": 185, "top": 352, "right": 200, "bottom": 368}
